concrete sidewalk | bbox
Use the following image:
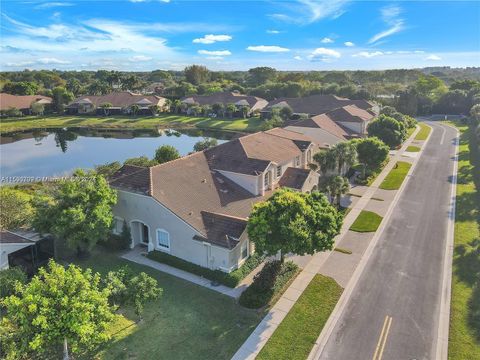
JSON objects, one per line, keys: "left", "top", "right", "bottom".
{"left": 232, "top": 125, "right": 424, "bottom": 360}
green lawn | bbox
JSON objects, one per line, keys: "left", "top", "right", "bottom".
{"left": 414, "top": 123, "right": 431, "bottom": 140}
{"left": 406, "top": 145, "right": 421, "bottom": 152}
{"left": 445, "top": 121, "right": 480, "bottom": 360}
{"left": 0, "top": 114, "right": 264, "bottom": 134}
{"left": 379, "top": 161, "right": 412, "bottom": 190}
{"left": 72, "top": 249, "right": 262, "bottom": 360}
{"left": 349, "top": 210, "right": 383, "bottom": 232}
{"left": 407, "top": 126, "right": 417, "bottom": 138}
{"left": 256, "top": 275, "right": 343, "bottom": 360}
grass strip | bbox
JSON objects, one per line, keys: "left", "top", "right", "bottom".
{"left": 256, "top": 275, "right": 343, "bottom": 360}
{"left": 349, "top": 210, "right": 383, "bottom": 233}
{"left": 414, "top": 123, "right": 431, "bottom": 141}
{"left": 379, "top": 161, "right": 412, "bottom": 190}
{"left": 445, "top": 121, "right": 480, "bottom": 360}
{"left": 406, "top": 145, "right": 421, "bottom": 152}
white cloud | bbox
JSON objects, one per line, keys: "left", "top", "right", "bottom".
{"left": 36, "top": 57, "right": 70, "bottom": 64}
{"left": 294, "top": 56, "right": 303, "bottom": 60}
{"left": 267, "top": 30, "right": 281, "bottom": 34}
{"left": 308, "top": 47, "right": 341, "bottom": 61}
{"left": 321, "top": 37, "right": 334, "bottom": 43}
{"left": 369, "top": 5, "right": 405, "bottom": 44}
{"left": 269, "top": 0, "right": 350, "bottom": 25}
{"left": 34, "top": 2, "right": 74, "bottom": 10}
{"left": 344, "top": 41, "right": 354, "bottom": 47}
{"left": 198, "top": 50, "right": 232, "bottom": 56}
{"left": 193, "top": 34, "right": 232, "bottom": 44}
{"left": 129, "top": 55, "right": 153, "bottom": 61}
{"left": 353, "top": 51, "right": 384, "bottom": 58}
{"left": 426, "top": 54, "right": 442, "bottom": 61}
{"left": 246, "top": 45, "right": 290, "bottom": 53}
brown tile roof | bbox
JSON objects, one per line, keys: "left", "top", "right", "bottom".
{"left": 278, "top": 167, "right": 312, "bottom": 190}
{"left": 294, "top": 114, "right": 354, "bottom": 140}
{"left": 264, "top": 94, "right": 374, "bottom": 116}
{"left": 109, "top": 165, "right": 151, "bottom": 195}
{"left": 181, "top": 91, "right": 268, "bottom": 111}
{"left": 0, "top": 231, "right": 34, "bottom": 244}
{"left": 68, "top": 91, "right": 165, "bottom": 108}
{"left": 194, "top": 211, "right": 247, "bottom": 249}
{"left": 326, "top": 105, "right": 375, "bottom": 123}
{"left": 0, "top": 93, "right": 52, "bottom": 111}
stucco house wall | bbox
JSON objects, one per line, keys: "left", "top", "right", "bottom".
{"left": 114, "top": 190, "right": 244, "bottom": 272}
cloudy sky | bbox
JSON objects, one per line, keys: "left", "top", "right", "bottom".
{"left": 1, "top": 0, "right": 479, "bottom": 71}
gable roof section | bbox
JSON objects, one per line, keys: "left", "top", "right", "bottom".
{"left": 0, "top": 93, "right": 52, "bottom": 110}
{"left": 278, "top": 167, "right": 312, "bottom": 190}
{"left": 180, "top": 91, "right": 267, "bottom": 110}
{"left": 295, "top": 114, "right": 353, "bottom": 140}
{"left": 68, "top": 92, "right": 165, "bottom": 108}
{"left": 109, "top": 165, "right": 151, "bottom": 195}
{"left": 326, "top": 104, "right": 375, "bottom": 123}
{"left": 0, "top": 230, "right": 34, "bottom": 244}
{"left": 195, "top": 211, "right": 247, "bottom": 249}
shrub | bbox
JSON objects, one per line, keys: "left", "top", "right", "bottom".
{"left": 239, "top": 260, "right": 299, "bottom": 309}
{"left": 0, "top": 267, "right": 27, "bottom": 299}
{"left": 147, "top": 251, "right": 264, "bottom": 288}
{"left": 98, "top": 222, "right": 131, "bottom": 251}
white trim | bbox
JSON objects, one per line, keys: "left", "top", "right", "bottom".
{"left": 129, "top": 219, "right": 151, "bottom": 248}
{"left": 155, "top": 228, "right": 171, "bottom": 253}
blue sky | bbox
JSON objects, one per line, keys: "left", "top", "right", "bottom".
{"left": 1, "top": 0, "right": 479, "bottom": 71}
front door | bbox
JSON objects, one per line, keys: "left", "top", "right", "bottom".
{"left": 142, "top": 224, "right": 149, "bottom": 245}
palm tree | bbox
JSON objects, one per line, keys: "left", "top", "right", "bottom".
{"left": 201, "top": 105, "right": 212, "bottom": 117}
{"left": 240, "top": 105, "right": 250, "bottom": 119}
{"left": 190, "top": 105, "right": 202, "bottom": 117}
{"left": 333, "top": 142, "right": 357, "bottom": 175}
{"left": 99, "top": 102, "right": 112, "bottom": 116}
{"left": 130, "top": 104, "right": 140, "bottom": 117}
{"left": 172, "top": 99, "right": 182, "bottom": 114}
{"left": 163, "top": 99, "right": 171, "bottom": 113}
{"left": 149, "top": 104, "right": 160, "bottom": 116}
{"left": 226, "top": 103, "right": 237, "bottom": 118}
{"left": 324, "top": 176, "right": 350, "bottom": 207}
{"left": 314, "top": 150, "right": 337, "bottom": 176}
{"left": 212, "top": 103, "right": 224, "bottom": 117}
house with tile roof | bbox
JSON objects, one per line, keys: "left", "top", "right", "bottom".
{"left": 109, "top": 129, "right": 319, "bottom": 272}
{"left": 0, "top": 93, "right": 52, "bottom": 115}
{"left": 180, "top": 91, "right": 268, "bottom": 116}
{"left": 66, "top": 91, "right": 167, "bottom": 116}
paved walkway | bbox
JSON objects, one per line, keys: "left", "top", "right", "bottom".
{"left": 122, "top": 246, "right": 258, "bottom": 299}
{"left": 232, "top": 125, "right": 424, "bottom": 360}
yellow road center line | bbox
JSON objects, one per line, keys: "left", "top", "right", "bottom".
{"left": 372, "top": 316, "right": 389, "bottom": 360}
{"left": 378, "top": 316, "right": 393, "bottom": 360}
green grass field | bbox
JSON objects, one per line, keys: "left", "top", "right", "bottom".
{"left": 349, "top": 210, "right": 383, "bottom": 232}
{"left": 406, "top": 145, "right": 421, "bottom": 152}
{"left": 414, "top": 123, "right": 432, "bottom": 140}
{"left": 445, "top": 121, "right": 480, "bottom": 360}
{"left": 379, "top": 161, "right": 412, "bottom": 190}
{"left": 256, "top": 275, "right": 343, "bottom": 360}
{"left": 73, "top": 249, "right": 262, "bottom": 360}
{"left": 0, "top": 114, "right": 264, "bottom": 134}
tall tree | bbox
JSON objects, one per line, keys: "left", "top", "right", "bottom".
{"left": 184, "top": 65, "right": 210, "bottom": 85}
{"left": 247, "top": 67, "right": 277, "bottom": 86}
{"left": 333, "top": 141, "right": 357, "bottom": 175}
{"left": 321, "top": 176, "right": 350, "bottom": 207}
{"left": 367, "top": 114, "right": 406, "bottom": 148}
{"left": 2, "top": 81, "right": 39, "bottom": 95}
{"left": 193, "top": 138, "right": 218, "bottom": 152}
{"left": 99, "top": 102, "right": 113, "bottom": 116}
{"left": 247, "top": 189, "right": 343, "bottom": 261}
{"left": 355, "top": 137, "right": 390, "bottom": 173}
{"left": 51, "top": 86, "right": 74, "bottom": 113}
{"left": 0, "top": 187, "right": 33, "bottom": 230}
{"left": 1, "top": 260, "right": 114, "bottom": 359}
{"left": 32, "top": 172, "right": 117, "bottom": 257}
{"left": 154, "top": 145, "right": 180, "bottom": 164}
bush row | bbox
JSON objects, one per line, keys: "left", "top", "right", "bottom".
{"left": 239, "top": 260, "right": 300, "bottom": 309}
{"left": 147, "top": 251, "right": 264, "bottom": 288}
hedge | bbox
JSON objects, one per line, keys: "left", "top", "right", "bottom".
{"left": 239, "top": 261, "right": 300, "bottom": 309}
{"left": 147, "top": 251, "right": 264, "bottom": 288}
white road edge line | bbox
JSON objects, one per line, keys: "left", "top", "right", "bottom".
{"left": 434, "top": 122, "right": 459, "bottom": 360}
{"left": 308, "top": 123, "right": 434, "bottom": 360}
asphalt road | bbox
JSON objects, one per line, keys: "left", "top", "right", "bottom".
{"left": 317, "top": 122, "right": 458, "bottom": 360}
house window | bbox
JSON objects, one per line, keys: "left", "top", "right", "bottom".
{"left": 113, "top": 217, "right": 124, "bottom": 234}
{"left": 295, "top": 156, "right": 300, "bottom": 166}
{"left": 156, "top": 229, "right": 170, "bottom": 251}
{"left": 276, "top": 165, "right": 282, "bottom": 178}
{"left": 264, "top": 173, "right": 270, "bottom": 187}
{"left": 241, "top": 241, "right": 248, "bottom": 259}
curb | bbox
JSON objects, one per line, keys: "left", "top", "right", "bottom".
{"left": 308, "top": 122, "right": 433, "bottom": 359}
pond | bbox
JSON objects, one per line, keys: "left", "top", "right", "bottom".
{"left": 0, "top": 127, "right": 240, "bottom": 179}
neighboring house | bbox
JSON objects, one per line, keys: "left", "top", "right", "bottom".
{"left": 180, "top": 91, "right": 268, "bottom": 116}
{"left": 0, "top": 93, "right": 52, "bottom": 115}
{"left": 0, "top": 230, "right": 54, "bottom": 273}
{"left": 109, "top": 129, "right": 319, "bottom": 273}
{"left": 261, "top": 94, "right": 378, "bottom": 118}
{"left": 66, "top": 91, "right": 167, "bottom": 115}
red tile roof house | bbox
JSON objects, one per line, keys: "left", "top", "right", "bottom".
{"left": 66, "top": 91, "right": 167, "bottom": 116}
{"left": 0, "top": 93, "right": 52, "bottom": 115}
{"left": 109, "top": 129, "right": 320, "bottom": 273}
{"left": 180, "top": 91, "right": 268, "bottom": 117}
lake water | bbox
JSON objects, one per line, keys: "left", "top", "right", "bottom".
{"left": 0, "top": 128, "right": 239, "bottom": 179}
